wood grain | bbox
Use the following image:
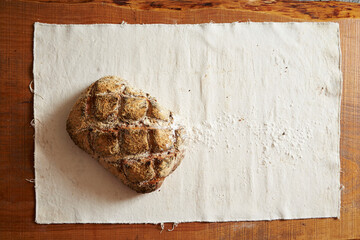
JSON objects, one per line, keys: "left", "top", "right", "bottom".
{"left": 0, "top": 0, "right": 359, "bottom": 239}
{"left": 16, "top": 0, "right": 360, "bottom": 20}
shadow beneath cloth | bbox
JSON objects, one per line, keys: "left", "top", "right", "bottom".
{"left": 36, "top": 87, "right": 142, "bottom": 205}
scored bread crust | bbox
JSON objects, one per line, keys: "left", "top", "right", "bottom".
{"left": 66, "top": 76, "right": 185, "bottom": 193}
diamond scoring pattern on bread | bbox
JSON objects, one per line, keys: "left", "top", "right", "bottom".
{"left": 66, "top": 76, "right": 185, "bottom": 193}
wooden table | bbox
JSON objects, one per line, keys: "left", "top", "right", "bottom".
{"left": 1, "top": 0, "right": 359, "bottom": 239}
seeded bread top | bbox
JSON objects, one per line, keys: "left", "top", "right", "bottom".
{"left": 66, "top": 76, "right": 185, "bottom": 193}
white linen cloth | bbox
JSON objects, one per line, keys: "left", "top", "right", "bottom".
{"left": 33, "top": 22, "right": 342, "bottom": 223}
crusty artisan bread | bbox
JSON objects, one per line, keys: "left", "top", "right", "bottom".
{"left": 66, "top": 76, "right": 185, "bottom": 193}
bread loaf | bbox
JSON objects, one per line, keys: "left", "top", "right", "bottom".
{"left": 66, "top": 76, "right": 185, "bottom": 193}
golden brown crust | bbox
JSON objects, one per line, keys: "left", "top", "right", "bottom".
{"left": 149, "top": 129, "right": 173, "bottom": 153}
{"left": 120, "top": 96, "right": 149, "bottom": 121}
{"left": 66, "top": 76, "right": 185, "bottom": 193}
{"left": 120, "top": 129, "right": 149, "bottom": 155}
{"left": 148, "top": 100, "right": 171, "bottom": 121}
